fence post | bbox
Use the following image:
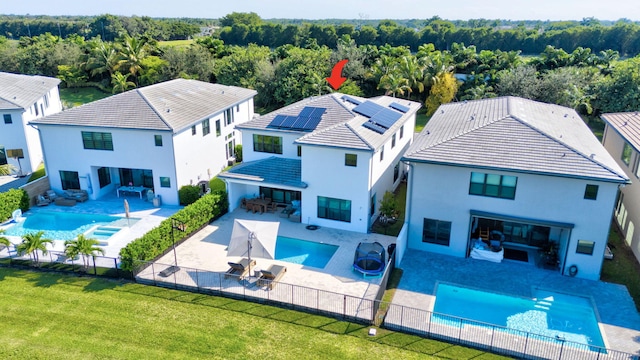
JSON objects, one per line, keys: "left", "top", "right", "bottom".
{"left": 195, "top": 268, "right": 200, "bottom": 293}
{"left": 151, "top": 262, "right": 156, "bottom": 285}
{"left": 93, "top": 256, "right": 97, "bottom": 275}
{"left": 558, "top": 340, "right": 564, "bottom": 360}
{"left": 343, "top": 295, "right": 346, "bottom": 319}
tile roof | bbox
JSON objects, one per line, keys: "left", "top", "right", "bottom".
{"left": 236, "top": 93, "right": 421, "bottom": 151}
{"left": 601, "top": 112, "right": 640, "bottom": 151}
{"left": 31, "top": 79, "right": 257, "bottom": 132}
{"left": 217, "top": 157, "right": 307, "bottom": 188}
{"left": 403, "top": 97, "right": 628, "bottom": 183}
{"left": 0, "top": 72, "right": 60, "bottom": 110}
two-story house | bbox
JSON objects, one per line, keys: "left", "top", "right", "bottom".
{"left": 30, "top": 79, "right": 256, "bottom": 205}
{"left": 0, "top": 72, "right": 62, "bottom": 175}
{"left": 219, "top": 93, "right": 421, "bottom": 233}
{"left": 601, "top": 112, "right": 640, "bottom": 265}
{"left": 401, "top": 97, "right": 628, "bottom": 280}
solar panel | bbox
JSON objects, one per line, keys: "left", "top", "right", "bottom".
{"left": 362, "top": 121, "right": 387, "bottom": 134}
{"left": 341, "top": 95, "right": 362, "bottom": 105}
{"left": 299, "top": 107, "right": 315, "bottom": 117}
{"left": 310, "top": 107, "right": 326, "bottom": 119}
{"left": 280, "top": 115, "right": 298, "bottom": 128}
{"left": 353, "top": 101, "right": 385, "bottom": 118}
{"left": 370, "top": 108, "right": 402, "bottom": 129}
{"left": 268, "top": 114, "right": 287, "bottom": 128}
{"left": 303, "top": 117, "right": 322, "bottom": 130}
{"left": 389, "top": 102, "right": 410, "bottom": 113}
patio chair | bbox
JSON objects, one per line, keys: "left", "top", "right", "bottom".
{"left": 45, "top": 190, "right": 58, "bottom": 201}
{"left": 224, "top": 258, "right": 256, "bottom": 280}
{"left": 36, "top": 194, "right": 51, "bottom": 206}
{"left": 258, "top": 264, "right": 287, "bottom": 290}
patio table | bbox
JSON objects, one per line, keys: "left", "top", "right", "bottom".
{"left": 117, "top": 186, "right": 147, "bottom": 199}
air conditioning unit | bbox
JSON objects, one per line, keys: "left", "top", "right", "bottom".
{"left": 227, "top": 157, "right": 236, "bottom": 166}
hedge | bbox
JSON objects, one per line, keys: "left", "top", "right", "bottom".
{"left": 0, "top": 189, "right": 30, "bottom": 223}
{"left": 119, "top": 191, "right": 228, "bottom": 272}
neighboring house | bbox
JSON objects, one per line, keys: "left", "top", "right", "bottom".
{"left": 219, "top": 93, "right": 421, "bottom": 233}
{"left": 601, "top": 112, "right": 640, "bottom": 265}
{"left": 30, "top": 79, "right": 256, "bottom": 205}
{"left": 401, "top": 97, "right": 628, "bottom": 280}
{"left": 0, "top": 72, "right": 62, "bottom": 175}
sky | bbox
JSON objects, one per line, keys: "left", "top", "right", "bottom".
{"left": 2, "top": 0, "right": 639, "bottom": 21}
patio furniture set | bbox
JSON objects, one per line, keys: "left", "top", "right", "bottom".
{"left": 36, "top": 189, "right": 89, "bottom": 207}
{"left": 241, "top": 197, "right": 277, "bottom": 214}
{"left": 224, "top": 258, "right": 287, "bottom": 290}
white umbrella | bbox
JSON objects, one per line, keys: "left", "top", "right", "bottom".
{"left": 124, "top": 199, "right": 130, "bottom": 227}
{"left": 227, "top": 219, "right": 279, "bottom": 276}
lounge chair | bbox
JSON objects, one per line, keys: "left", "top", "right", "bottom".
{"left": 258, "top": 264, "right": 287, "bottom": 290}
{"left": 45, "top": 190, "right": 58, "bottom": 201}
{"left": 225, "top": 258, "right": 256, "bottom": 280}
{"left": 36, "top": 194, "right": 51, "bottom": 206}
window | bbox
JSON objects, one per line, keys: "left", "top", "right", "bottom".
{"left": 160, "top": 177, "right": 171, "bottom": 188}
{"left": 44, "top": 93, "right": 49, "bottom": 108}
{"left": 318, "top": 196, "right": 351, "bottom": 222}
{"left": 380, "top": 145, "right": 384, "bottom": 161}
{"left": 60, "top": 170, "right": 80, "bottom": 190}
{"left": 0, "top": 146, "right": 6, "bottom": 165}
{"left": 34, "top": 102, "right": 39, "bottom": 116}
{"left": 576, "top": 240, "right": 595, "bottom": 255}
{"left": 423, "top": 218, "right": 452, "bottom": 246}
{"left": 82, "top": 131, "right": 113, "bottom": 150}
{"left": 469, "top": 172, "right": 517, "bottom": 199}
{"left": 635, "top": 157, "right": 640, "bottom": 178}
{"left": 259, "top": 187, "right": 301, "bottom": 204}
{"left": 584, "top": 184, "right": 598, "bottom": 200}
{"left": 391, "top": 133, "right": 396, "bottom": 148}
{"left": 202, "top": 119, "right": 210, "bottom": 136}
{"left": 225, "top": 108, "right": 234, "bottom": 125}
{"left": 400, "top": 125, "right": 404, "bottom": 139}
{"left": 154, "top": 135, "right": 163, "bottom": 147}
{"left": 621, "top": 142, "right": 632, "bottom": 165}
{"left": 191, "top": 125, "right": 196, "bottom": 136}
{"left": 370, "top": 193, "right": 376, "bottom": 216}
{"left": 253, "top": 134, "right": 283, "bottom": 154}
{"left": 345, "top": 153, "right": 357, "bottom": 167}
{"left": 236, "top": 104, "right": 240, "bottom": 112}
{"left": 3, "top": 114, "right": 11, "bottom": 124}
{"left": 215, "top": 120, "right": 221, "bottom": 136}
{"left": 297, "top": 145, "right": 301, "bottom": 157}
{"left": 393, "top": 162, "right": 400, "bottom": 182}
{"left": 97, "top": 167, "right": 111, "bottom": 188}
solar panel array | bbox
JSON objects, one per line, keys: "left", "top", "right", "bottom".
{"left": 354, "top": 101, "right": 403, "bottom": 134}
{"left": 267, "top": 107, "right": 326, "bottom": 131}
{"left": 389, "top": 102, "right": 410, "bottom": 113}
{"left": 341, "top": 95, "right": 362, "bottom": 105}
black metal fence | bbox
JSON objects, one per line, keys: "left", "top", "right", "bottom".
{"left": 0, "top": 246, "right": 130, "bottom": 279}
{"left": 134, "top": 259, "right": 636, "bottom": 360}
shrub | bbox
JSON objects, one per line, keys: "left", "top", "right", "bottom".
{"left": 209, "top": 177, "right": 226, "bottom": 193}
{"left": 119, "top": 192, "right": 228, "bottom": 272}
{"left": 178, "top": 185, "right": 200, "bottom": 205}
{"left": 0, "top": 189, "right": 30, "bottom": 222}
{"left": 234, "top": 144, "right": 243, "bottom": 162}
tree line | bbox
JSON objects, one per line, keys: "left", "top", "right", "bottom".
{"left": 0, "top": 26, "right": 639, "bottom": 118}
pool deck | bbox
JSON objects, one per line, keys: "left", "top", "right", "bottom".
{"left": 393, "top": 249, "right": 640, "bottom": 354}
{"left": 151, "top": 208, "right": 396, "bottom": 299}
{"left": 1, "top": 193, "right": 181, "bottom": 258}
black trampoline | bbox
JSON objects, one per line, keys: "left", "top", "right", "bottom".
{"left": 352, "top": 242, "right": 386, "bottom": 277}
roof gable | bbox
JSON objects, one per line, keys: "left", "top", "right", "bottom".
{"left": 601, "top": 112, "right": 640, "bottom": 151}
{"left": 405, "top": 97, "right": 628, "bottom": 183}
{"left": 0, "top": 72, "right": 60, "bottom": 110}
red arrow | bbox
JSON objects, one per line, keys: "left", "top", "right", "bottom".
{"left": 326, "top": 59, "right": 349, "bottom": 90}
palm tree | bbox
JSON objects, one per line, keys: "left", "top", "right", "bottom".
{"left": 16, "top": 231, "right": 53, "bottom": 266}
{"left": 85, "top": 39, "right": 119, "bottom": 80}
{"left": 116, "top": 34, "right": 148, "bottom": 85}
{"left": 378, "top": 72, "right": 411, "bottom": 98}
{"left": 111, "top": 72, "right": 136, "bottom": 94}
{"left": 0, "top": 229, "right": 11, "bottom": 250}
{"left": 0, "top": 164, "right": 16, "bottom": 176}
{"left": 64, "top": 234, "right": 105, "bottom": 270}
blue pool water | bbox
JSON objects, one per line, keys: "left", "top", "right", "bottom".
{"left": 275, "top": 236, "right": 338, "bottom": 268}
{"left": 433, "top": 283, "right": 605, "bottom": 348}
{"left": 5, "top": 211, "right": 123, "bottom": 240}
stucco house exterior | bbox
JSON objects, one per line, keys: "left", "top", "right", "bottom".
{"left": 219, "top": 93, "right": 421, "bottom": 233}
{"left": 0, "top": 72, "right": 62, "bottom": 175}
{"left": 401, "top": 97, "right": 628, "bottom": 280}
{"left": 601, "top": 112, "right": 640, "bottom": 265}
{"left": 30, "top": 79, "right": 256, "bottom": 205}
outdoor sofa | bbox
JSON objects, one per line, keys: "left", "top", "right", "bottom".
{"left": 63, "top": 189, "right": 89, "bottom": 202}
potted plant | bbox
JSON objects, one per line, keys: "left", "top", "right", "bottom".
{"left": 542, "top": 241, "right": 559, "bottom": 268}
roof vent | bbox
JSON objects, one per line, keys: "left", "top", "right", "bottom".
{"left": 426, "top": 130, "right": 431, "bottom": 135}
{"left": 440, "top": 110, "right": 445, "bottom": 114}
{"left": 470, "top": 115, "right": 475, "bottom": 121}
{"left": 590, "top": 153, "right": 595, "bottom": 159}
{"left": 623, "top": 121, "right": 628, "bottom": 126}
{"left": 166, "top": 108, "right": 171, "bottom": 113}
{"left": 564, "top": 114, "right": 568, "bottom": 118}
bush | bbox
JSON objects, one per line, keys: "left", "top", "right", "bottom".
{"left": 178, "top": 185, "right": 200, "bottom": 206}
{"left": 209, "top": 177, "right": 226, "bottom": 193}
{"left": 0, "top": 189, "right": 30, "bottom": 222}
{"left": 234, "top": 144, "right": 243, "bottom": 163}
{"left": 119, "top": 192, "right": 228, "bottom": 272}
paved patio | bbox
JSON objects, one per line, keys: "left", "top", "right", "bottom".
{"left": 151, "top": 207, "right": 397, "bottom": 299}
{"left": 393, "top": 249, "right": 640, "bottom": 354}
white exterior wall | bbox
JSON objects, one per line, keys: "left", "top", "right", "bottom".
{"left": 301, "top": 145, "right": 372, "bottom": 233}
{"left": 602, "top": 125, "right": 640, "bottom": 264}
{"left": 406, "top": 163, "right": 619, "bottom": 280}
{"left": 241, "top": 129, "right": 301, "bottom": 162}
{"left": 1, "top": 86, "right": 62, "bottom": 174}
{"left": 39, "top": 125, "right": 179, "bottom": 205}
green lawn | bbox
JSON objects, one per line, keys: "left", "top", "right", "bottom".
{"left": 601, "top": 227, "right": 640, "bottom": 311}
{"left": 59, "top": 87, "right": 111, "bottom": 108}
{"left": 159, "top": 39, "right": 194, "bottom": 48}
{"left": 415, "top": 112, "right": 429, "bottom": 133}
{"left": 0, "top": 268, "right": 508, "bottom": 360}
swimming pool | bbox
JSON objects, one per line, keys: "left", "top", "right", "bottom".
{"left": 275, "top": 236, "right": 338, "bottom": 268}
{"left": 433, "top": 283, "right": 605, "bottom": 348}
{"left": 4, "top": 211, "right": 125, "bottom": 241}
